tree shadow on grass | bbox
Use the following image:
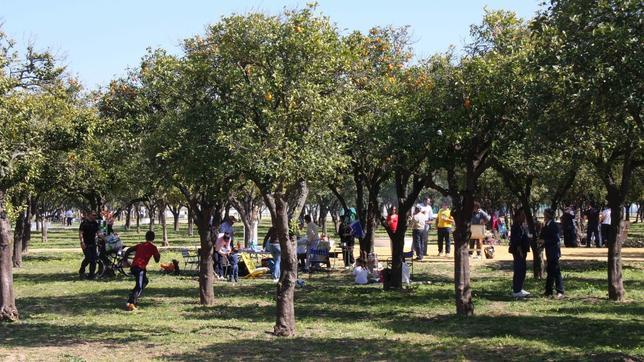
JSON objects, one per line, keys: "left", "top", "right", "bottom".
{"left": 382, "top": 313, "right": 643, "bottom": 356}
{"left": 0, "top": 321, "right": 163, "bottom": 348}
{"left": 160, "top": 335, "right": 632, "bottom": 361}
{"left": 21, "top": 254, "right": 66, "bottom": 262}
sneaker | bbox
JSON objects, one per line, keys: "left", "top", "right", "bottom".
{"left": 126, "top": 303, "right": 137, "bottom": 311}
{"left": 512, "top": 290, "right": 529, "bottom": 298}
{"left": 272, "top": 278, "right": 280, "bottom": 283}
{"left": 554, "top": 293, "right": 565, "bottom": 300}
{"left": 520, "top": 289, "right": 531, "bottom": 296}
{"left": 438, "top": 252, "right": 444, "bottom": 257}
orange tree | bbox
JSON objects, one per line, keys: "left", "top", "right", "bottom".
{"left": 532, "top": 0, "right": 643, "bottom": 301}
{"left": 211, "top": 6, "right": 350, "bottom": 335}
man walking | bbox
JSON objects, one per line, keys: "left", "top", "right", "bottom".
{"left": 78, "top": 211, "right": 100, "bottom": 279}
{"left": 126, "top": 231, "right": 160, "bottom": 311}
{"left": 419, "top": 197, "right": 435, "bottom": 256}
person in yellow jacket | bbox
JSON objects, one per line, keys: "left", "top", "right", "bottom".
{"left": 436, "top": 201, "right": 455, "bottom": 256}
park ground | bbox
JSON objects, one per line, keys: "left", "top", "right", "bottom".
{"left": 1, "top": 222, "right": 643, "bottom": 361}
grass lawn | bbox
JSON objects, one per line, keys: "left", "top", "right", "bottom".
{"left": 2, "top": 228, "right": 643, "bottom": 361}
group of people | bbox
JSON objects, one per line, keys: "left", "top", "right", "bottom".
{"left": 388, "top": 197, "right": 508, "bottom": 261}
{"left": 509, "top": 208, "right": 564, "bottom": 299}
{"left": 77, "top": 208, "right": 161, "bottom": 311}
{"left": 560, "top": 202, "right": 613, "bottom": 248}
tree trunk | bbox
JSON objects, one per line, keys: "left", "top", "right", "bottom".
{"left": 607, "top": 191, "right": 625, "bottom": 301}
{"left": 363, "top": 185, "right": 381, "bottom": 254}
{"left": 0, "top": 190, "right": 19, "bottom": 321}
{"left": 41, "top": 218, "right": 48, "bottom": 243}
{"left": 187, "top": 207, "right": 194, "bottom": 237}
{"left": 170, "top": 206, "right": 180, "bottom": 232}
{"left": 125, "top": 205, "right": 131, "bottom": 231}
{"left": 452, "top": 193, "right": 474, "bottom": 316}
{"left": 389, "top": 223, "right": 406, "bottom": 289}
{"left": 135, "top": 204, "right": 141, "bottom": 233}
{"left": 195, "top": 207, "right": 217, "bottom": 306}
{"left": 523, "top": 200, "right": 545, "bottom": 279}
{"left": 160, "top": 205, "right": 169, "bottom": 247}
{"left": 22, "top": 199, "right": 33, "bottom": 253}
{"left": 148, "top": 208, "right": 155, "bottom": 231}
{"left": 12, "top": 212, "right": 25, "bottom": 268}
{"left": 268, "top": 193, "right": 298, "bottom": 337}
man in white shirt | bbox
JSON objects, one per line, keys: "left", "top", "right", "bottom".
{"left": 305, "top": 215, "right": 319, "bottom": 243}
{"left": 600, "top": 206, "right": 611, "bottom": 247}
{"left": 418, "top": 197, "right": 435, "bottom": 256}
{"left": 411, "top": 207, "right": 428, "bottom": 261}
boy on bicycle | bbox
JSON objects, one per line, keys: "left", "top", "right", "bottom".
{"left": 126, "top": 231, "right": 160, "bottom": 311}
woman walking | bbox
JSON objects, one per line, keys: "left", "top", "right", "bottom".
{"left": 509, "top": 209, "right": 531, "bottom": 298}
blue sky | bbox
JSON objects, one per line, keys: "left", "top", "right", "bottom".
{"left": 0, "top": 0, "right": 541, "bottom": 90}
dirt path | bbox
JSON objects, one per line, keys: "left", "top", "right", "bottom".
{"left": 27, "top": 239, "right": 644, "bottom": 262}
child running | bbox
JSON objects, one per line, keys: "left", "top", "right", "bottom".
{"left": 126, "top": 231, "right": 160, "bottom": 311}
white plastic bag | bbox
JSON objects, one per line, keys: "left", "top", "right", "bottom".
{"left": 402, "top": 262, "right": 411, "bottom": 285}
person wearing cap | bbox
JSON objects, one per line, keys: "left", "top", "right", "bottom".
{"left": 219, "top": 215, "right": 237, "bottom": 242}
{"left": 539, "top": 208, "right": 564, "bottom": 299}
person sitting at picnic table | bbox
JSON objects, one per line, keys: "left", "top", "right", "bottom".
{"left": 214, "top": 232, "right": 239, "bottom": 283}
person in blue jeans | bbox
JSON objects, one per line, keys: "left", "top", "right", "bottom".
{"left": 266, "top": 227, "right": 281, "bottom": 282}
{"left": 509, "top": 209, "right": 531, "bottom": 298}
{"left": 540, "top": 208, "right": 564, "bottom": 298}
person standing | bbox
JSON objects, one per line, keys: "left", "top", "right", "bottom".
{"left": 65, "top": 209, "right": 74, "bottom": 226}
{"left": 386, "top": 206, "right": 399, "bottom": 233}
{"left": 410, "top": 207, "right": 427, "bottom": 261}
{"left": 470, "top": 201, "right": 490, "bottom": 259}
{"left": 583, "top": 203, "right": 601, "bottom": 247}
{"left": 561, "top": 206, "right": 578, "bottom": 247}
{"left": 339, "top": 216, "right": 355, "bottom": 268}
{"left": 509, "top": 209, "right": 531, "bottom": 298}
{"left": 600, "top": 205, "right": 611, "bottom": 248}
{"left": 419, "top": 197, "right": 435, "bottom": 256}
{"left": 305, "top": 215, "right": 319, "bottom": 242}
{"left": 540, "top": 208, "right": 564, "bottom": 299}
{"left": 78, "top": 211, "right": 100, "bottom": 279}
{"left": 266, "top": 228, "right": 281, "bottom": 282}
{"left": 126, "top": 231, "right": 160, "bottom": 311}
{"left": 219, "top": 215, "right": 237, "bottom": 242}
{"left": 436, "top": 201, "right": 455, "bottom": 257}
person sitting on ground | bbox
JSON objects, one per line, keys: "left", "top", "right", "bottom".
{"left": 126, "top": 231, "right": 160, "bottom": 311}
{"left": 539, "top": 208, "right": 564, "bottom": 299}
{"left": 352, "top": 258, "right": 368, "bottom": 285}
{"left": 215, "top": 232, "right": 239, "bottom": 282}
{"left": 509, "top": 209, "right": 531, "bottom": 298}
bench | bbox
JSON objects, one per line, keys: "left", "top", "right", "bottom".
{"left": 181, "top": 248, "right": 200, "bottom": 272}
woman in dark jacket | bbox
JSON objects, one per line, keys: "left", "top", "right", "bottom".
{"left": 509, "top": 209, "right": 531, "bottom": 298}
{"left": 539, "top": 208, "right": 564, "bottom": 298}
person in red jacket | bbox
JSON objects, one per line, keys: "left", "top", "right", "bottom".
{"left": 126, "top": 231, "right": 160, "bottom": 311}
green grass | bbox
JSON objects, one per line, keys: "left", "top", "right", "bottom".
{"left": 3, "top": 228, "right": 643, "bottom": 361}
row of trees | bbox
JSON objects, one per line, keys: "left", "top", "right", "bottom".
{"left": 1, "top": 0, "right": 641, "bottom": 335}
